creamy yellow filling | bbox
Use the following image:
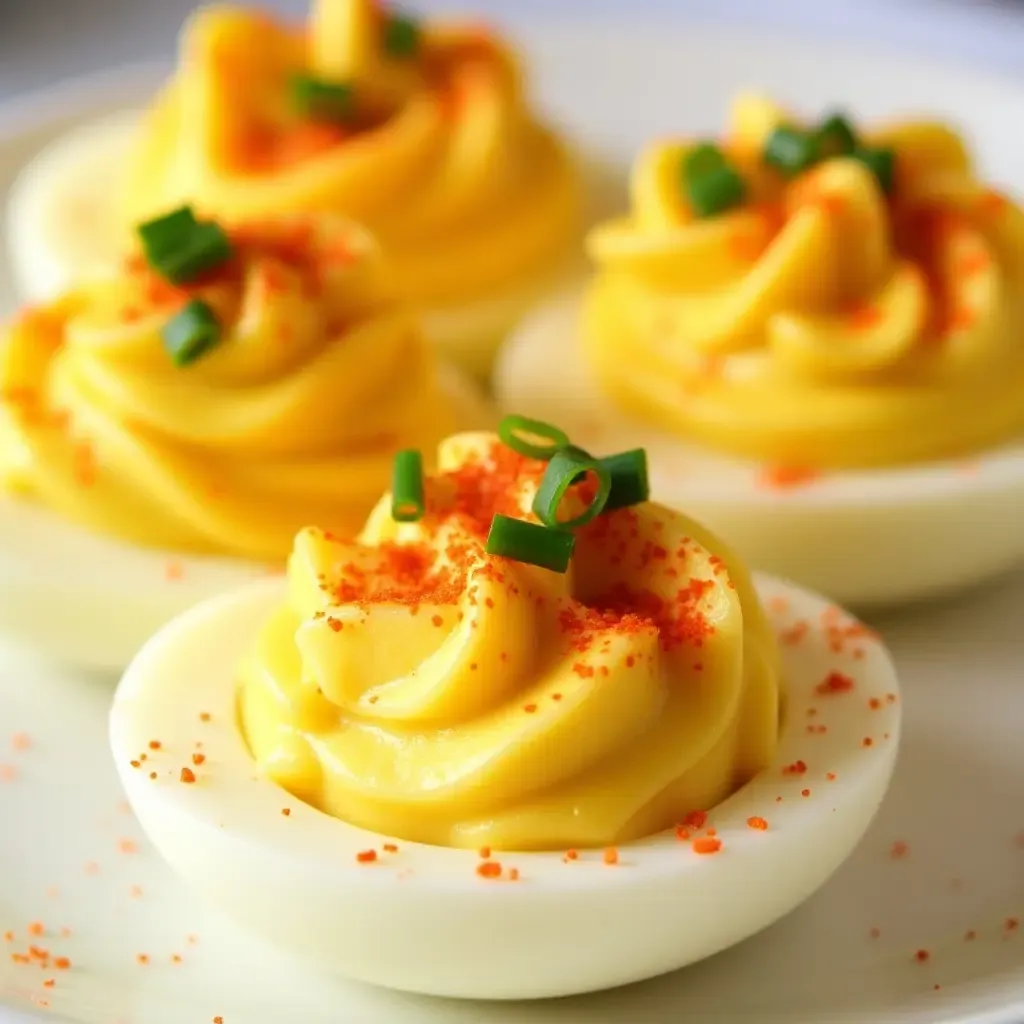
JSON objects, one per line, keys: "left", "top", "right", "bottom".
{"left": 238, "top": 431, "right": 782, "bottom": 850}
{"left": 0, "top": 216, "right": 463, "bottom": 560}
{"left": 123, "top": 1, "right": 580, "bottom": 312}
{"left": 584, "top": 94, "right": 1024, "bottom": 468}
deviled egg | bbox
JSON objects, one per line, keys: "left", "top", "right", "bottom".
{"left": 111, "top": 423, "right": 901, "bottom": 998}
{"left": 7, "top": 0, "right": 588, "bottom": 380}
{"left": 0, "top": 210, "right": 488, "bottom": 669}
{"left": 496, "top": 94, "right": 1024, "bottom": 606}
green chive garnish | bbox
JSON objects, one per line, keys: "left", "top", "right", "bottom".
{"left": 763, "top": 125, "right": 819, "bottom": 178}
{"left": 815, "top": 113, "right": 857, "bottom": 159}
{"left": 532, "top": 445, "right": 612, "bottom": 530}
{"left": 391, "top": 449, "right": 425, "bottom": 522}
{"left": 685, "top": 143, "right": 728, "bottom": 179}
{"left": 161, "top": 300, "right": 221, "bottom": 367}
{"left": 599, "top": 449, "right": 650, "bottom": 512}
{"left": 485, "top": 514, "right": 575, "bottom": 573}
{"left": 686, "top": 163, "right": 747, "bottom": 218}
{"left": 853, "top": 146, "right": 896, "bottom": 194}
{"left": 383, "top": 12, "right": 422, "bottom": 58}
{"left": 498, "top": 414, "right": 570, "bottom": 461}
{"left": 681, "top": 144, "right": 747, "bottom": 218}
{"left": 290, "top": 74, "right": 355, "bottom": 122}
{"left": 137, "top": 206, "right": 232, "bottom": 285}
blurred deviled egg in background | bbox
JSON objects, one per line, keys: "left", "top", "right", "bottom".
{"left": 0, "top": 209, "right": 488, "bottom": 670}
{"left": 497, "top": 94, "right": 1024, "bottom": 606}
{"left": 6, "top": 0, "right": 597, "bottom": 381}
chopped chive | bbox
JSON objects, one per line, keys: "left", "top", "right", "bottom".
{"left": 161, "top": 222, "right": 233, "bottom": 285}
{"left": 684, "top": 143, "right": 728, "bottom": 179}
{"left": 138, "top": 206, "right": 198, "bottom": 261}
{"left": 763, "top": 125, "right": 819, "bottom": 178}
{"left": 599, "top": 449, "right": 649, "bottom": 512}
{"left": 532, "top": 445, "right": 611, "bottom": 530}
{"left": 815, "top": 113, "right": 857, "bottom": 159}
{"left": 391, "top": 449, "right": 425, "bottom": 522}
{"left": 289, "top": 74, "right": 355, "bottom": 122}
{"left": 383, "top": 12, "right": 422, "bottom": 58}
{"left": 161, "top": 300, "right": 221, "bottom": 367}
{"left": 498, "top": 414, "right": 570, "bottom": 461}
{"left": 686, "top": 163, "right": 747, "bottom": 218}
{"left": 485, "top": 514, "right": 575, "bottom": 573}
{"left": 853, "top": 146, "right": 896, "bottom": 194}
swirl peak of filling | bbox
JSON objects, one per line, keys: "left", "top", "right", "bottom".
{"left": 123, "top": 0, "right": 579, "bottom": 308}
{"left": 0, "top": 214, "right": 465, "bottom": 560}
{"left": 584, "top": 93, "right": 1024, "bottom": 468}
{"left": 239, "top": 431, "right": 782, "bottom": 850}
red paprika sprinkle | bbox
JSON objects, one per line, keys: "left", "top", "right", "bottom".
{"left": 179, "top": 767, "right": 196, "bottom": 784}
{"left": 692, "top": 837, "right": 722, "bottom": 855}
{"left": 747, "top": 816, "right": 768, "bottom": 831}
{"left": 356, "top": 850, "right": 377, "bottom": 864}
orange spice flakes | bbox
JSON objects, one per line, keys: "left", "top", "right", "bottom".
{"left": 889, "top": 840, "right": 909, "bottom": 860}
{"left": 180, "top": 767, "right": 197, "bottom": 784}
{"left": 27, "top": 922, "right": 45, "bottom": 937}
{"left": 476, "top": 860, "right": 503, "bottom": 879}
{"left": 747, "top": 816, "right": 769, "bottom": 831}
{"left": 382, "top": 843, "right": 398, "bottom": 854}
{"left": 117, "top": 838, "right": 138, "bottom": 855}
{"left": 862, "top": 737, "right": 874, "bottom": 748}
{"left": 914, "top": 949, "right": 931, "bottom": 964}
{"left": 826, "top": 772, "right": 837, "bottom": 782}
{"left": 965, "top": 929, "right": 978, "bottom": 941}
{"left": 692, "top": 837, "right": 723, "bottom": 855}
{"left": 756, "top": 464, "right": 820, "bottom": 491}
{"left": 164, "top": 560, "right": 184, "bottom": 582}
{"left": 213, "top": 1016, "right": 224, "bottom": 1023}
{"left": 355, "top": 849, "right": 378, "bottom": 864}
{"left": 603, "top": 847, "right": 619, "bottom": 865}
{"left": 816, "top": 671, "right": 855, "bottom": 696}
{"left": 801, "top": 788, "right": 811, "bottom": 798}
{"left": 0, "top": 763, "right": 16, "bottom": 782}
{"left": 1006, "top": 917, "right": 1020, "bottom": 933}
{"left": 191, "top": 752, "right": 206, "bottom": 766}
{"left": 782, "top": 759, "right": 808, "bottom": 776}
{"left": 563, "top": 849, "right": 580, "bottom": 863}
{"left": 199, "top": 712, "right": 212, "bottom": 723}
{"left": 780, "top": 621, "right": 810, "bottom": 647}
{"left": 280, "top": 807, "right": 291, "bottom": 817}
{"left": 136, "top": 953, "right": 150, "bottom": 965}
{"left": 869, "top": 927, "right": 881, "bottom": 939}
{"left": 478, "top": 846, "right": 492, "bottom": 859}
{"left": 148, "top": 740, "right": 162, "bottom": 751}
{"left": 10, "top": 732, "right": 31, "bottom": 752}
{"left": 682, "top": 810, "right": 708, "bottom": 829}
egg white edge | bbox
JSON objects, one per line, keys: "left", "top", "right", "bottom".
{"left": 107, "top": 572, "right": 901, "bottom": 996}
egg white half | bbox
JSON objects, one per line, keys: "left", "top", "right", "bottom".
{"left": 495, "top": 293, "right": 1024, "bottom": 608}
{"left": 0, "top": 366, "right": 490, "bottom": 672}
{"left": 109, "top": 572, "right": 900, "bottom": 1000}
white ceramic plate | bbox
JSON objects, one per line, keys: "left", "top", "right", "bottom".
{"left": 2, "top": 17, "right": 1024, "bottom": 1024}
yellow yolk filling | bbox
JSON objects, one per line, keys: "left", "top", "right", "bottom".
{"left": 0, "top": 217, "right": 463, "bottom": 561}
{"left": 123, "top": 0, "right": 579, "bottom": 312}
{"left": 584, "top": 93, "right": 1024, "bottom": 468}
{"left": 238, "top": 431, "right": 782, "bottom": 850}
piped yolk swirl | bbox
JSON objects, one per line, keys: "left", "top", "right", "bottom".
{"left": 0, "top": 216, "right": 463, "bottom": 561}
{"left": 238, "top": 432, "right": 782, "bottom": 850}
{"left": 124, "top": 1, "right": 579, "bottom": 311}
{"left": 584, "top": 94, "right": 1024, "bottom": 468}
